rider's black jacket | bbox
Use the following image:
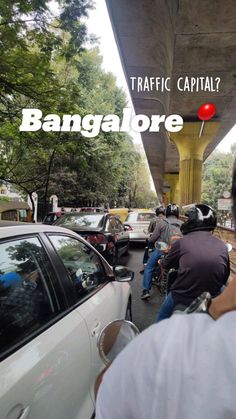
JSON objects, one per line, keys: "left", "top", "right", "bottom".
{"left": 160, "top": 230, "right": 230, "bottom": 306}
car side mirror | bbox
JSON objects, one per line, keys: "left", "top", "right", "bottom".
{"left": 113, "top": 265, "right": 134, "bottom": 282}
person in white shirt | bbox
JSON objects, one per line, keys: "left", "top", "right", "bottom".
{"left": 95, "top": 163, "right": 236, "bottom": 419}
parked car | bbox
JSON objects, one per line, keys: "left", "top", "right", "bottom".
{"left": 54, "top": 212, "right": 130, "bottom": 265}
{"left": 124, "top": 210, "right": 156, "bottom": 242}
{"left": 0, "top": 221, "right": 133, "bottom": 419}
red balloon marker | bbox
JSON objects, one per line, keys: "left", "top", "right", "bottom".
{"left": 198, "top": 103, "right": 216, "bottom": 137}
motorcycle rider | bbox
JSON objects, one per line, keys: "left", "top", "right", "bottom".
{"left": 141, "top": 204, "right": 182, "bottom": 300}
{"left": 95, "top": 165, "right": 236, "bottom": 419}
{"left": 140, "top": 205, "right": 166, "bottom": 274}
{"left": 148, "top": 206, "right": 166, "bottom": 234}
{"left": 156, "top": 204, "right": 230, "bottom": 321}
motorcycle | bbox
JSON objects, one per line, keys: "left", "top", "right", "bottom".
{"left": 145, "top": 241, "right": 173, "bottom": 297}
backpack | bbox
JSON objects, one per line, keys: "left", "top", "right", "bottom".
{"left": 161, "top": 218, "right": 182, "bottom": 247}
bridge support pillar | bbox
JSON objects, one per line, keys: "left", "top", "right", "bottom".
{"left": 171, "top": 122, "right": 220, "bottom": 206}
{"left": 164, "top": 173, "right": 180, "bottom": 204}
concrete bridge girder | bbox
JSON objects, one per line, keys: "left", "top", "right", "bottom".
{"left": 106, "top": 0, "right": 236, "bottom": 205}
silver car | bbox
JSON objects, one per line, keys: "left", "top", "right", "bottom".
{"left": 0, "top": 222, "right": 133, "bottom": 419}
{"left": 124, "top": 211, "right": 156, "bottom": 242}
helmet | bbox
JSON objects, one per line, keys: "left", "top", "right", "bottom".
{"left": 181, "top": 204, "right": 217, "bottom": 235}
{"left": 166, "top": 204, "right": 179, "bottom": 218}
{"left": 155, "top": 206, "right": 165, "bottom": 216}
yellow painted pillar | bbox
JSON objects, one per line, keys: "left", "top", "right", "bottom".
{"left": 162, "top": 192, "right": 169, "bottom": 207}
{"left": 164, "top": 173, "right": 180, "bottom": 204}
{"left": 171, "top": 122, "right": 220, "bottom": 206}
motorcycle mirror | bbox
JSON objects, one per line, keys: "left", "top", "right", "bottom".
{"left": 225, "top": 243, "right": 233, "bottom": 252}
{"left": 97, "top": 320, "right": 140, "bottom": 365}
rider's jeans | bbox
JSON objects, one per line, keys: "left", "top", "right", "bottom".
{"left": 156, "top": 292, "right": 174, "bottom": 322}
{"left": 142, "top": 249, "right": 163, "bottom": 291}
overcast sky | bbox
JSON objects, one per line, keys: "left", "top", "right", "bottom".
{"left": 86, "top": 0, "right": 236, "bottom": 154}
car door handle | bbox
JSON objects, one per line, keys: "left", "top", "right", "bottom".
{"left": 91, "top": 321, "right": 101, "bottom": 337}
{"left": 18, "top": 406, "right": 30, "bottom": 419}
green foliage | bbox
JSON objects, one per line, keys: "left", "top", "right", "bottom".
{"left": 125, "top": 150, "right": 158, "bottom": 208}
{"left": 0, "top": 1, "right": 155, "bottom": 213}
{"left": 0, "top": 195, "right": 10, "bottom": 202}
{"left": 202, "top": 144, "right": 236, "bottom": 210}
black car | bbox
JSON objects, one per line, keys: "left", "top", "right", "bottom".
{"left": 54, "top": 212, "right": 130, "bottom": 264}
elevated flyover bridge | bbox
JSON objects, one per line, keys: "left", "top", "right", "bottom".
{"left": 106, "top": 0, "right": 236, "bottom": 206}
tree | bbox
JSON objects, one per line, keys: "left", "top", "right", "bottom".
{"left": 0, "top": 0, "right": 93, "bottom": 212}
{"left": 47, "top": 48, "right": 145, "bottom": 207}
{"left": 0, "top": 2, "right": 155, "bottom": 214}
{"left": 125, "top": 149, "right": 158, "bottom": 208}
{"left": 202, "top": 144, "right": 236, "bottom": 211}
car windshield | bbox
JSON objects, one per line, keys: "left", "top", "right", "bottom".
{"left": 56, "top": 213, "right": 105, "bottom": 228}
{"left": 126, "top": 212, "right": 155, "bottom": 222}
{"left": 44, "top": 213, "right": 58, "bottom": 223}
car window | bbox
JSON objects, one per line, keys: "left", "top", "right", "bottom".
{"left": 0, "top": 237, "right": 57, "bottom": 358}
{"left": 55, "top": 213, "right": 104, "bottom": 229}
{"left": 137, "top": 213, "right": 155, "bottom": 221}
{"left": 49, "top": 235, "right": 107, "bottom": 302}
{"left": 106, "top": 217, "right": 117, "bottom": 233}
{"left": 125, "top": 213, "right": 138, "bottom": 222}
{"left": 115, "top": 219, "right": 124, "bottom": 232}
{"left": 126, "top": 212, "right": 155, "bottom": 222}
{"left": 44, "top": 214, "right": 58, "bottom": 223}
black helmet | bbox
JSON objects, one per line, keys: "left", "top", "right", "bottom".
{"left": 155, "top": 206, "right": 165, "bottom": 216}
{"left": 181, "top": 204, "right": 217, "bottom": 235}
{"left": 166, "top": 204, "right": 179, "bottom": 218}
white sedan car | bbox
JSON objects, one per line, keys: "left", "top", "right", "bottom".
{"left": 124, "top": 211, "right": 156, "bottom": 242}
{"left": 0, "top": 222, "right": 133, "bottom": 419}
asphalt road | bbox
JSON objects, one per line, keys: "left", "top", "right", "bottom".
{"left": 120, "top": 243, "right": 165, "bottom": 332}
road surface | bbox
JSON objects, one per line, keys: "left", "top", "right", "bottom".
{"left": 120, "top": 243, "right": 164, "bottom": 331}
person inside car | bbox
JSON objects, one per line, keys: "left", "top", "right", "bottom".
{"left": 95, "top": 162, "right": 236, "bottom": 419}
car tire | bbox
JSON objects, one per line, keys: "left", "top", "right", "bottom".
{"left": 125, "top": 297, "right": 132, "bottom": 321}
